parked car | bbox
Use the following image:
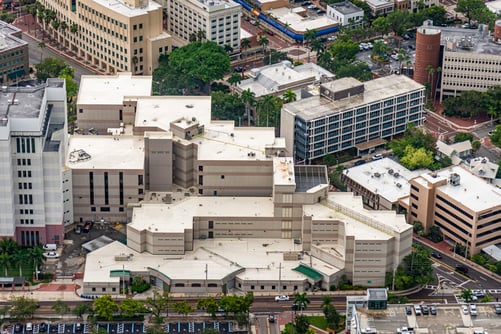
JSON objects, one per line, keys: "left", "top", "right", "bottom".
{"left": 372, "top": 154, "right": 383, "bottom": 160}
{"left": 75, "top": 225, "right": 82, "bottom": 234}
{"left": 26, "top": 323, "right": 33, "bottom": 332}
{"left": 234, "top": 66, "right": 243, "bottom": 73}
{"left": 275, "top": 295, "right": 290, "bottom": 301}
{"left": 495, "top": 304, "right": 501, "bottom": 314}
{"left": 354, "top": 159, "right": 366, "bottom": 166}
{"left": 430, "top": 305, "right": 437, "bottom": 315}
{"left": 14, "top": 324, "right": 23, "bottom": 333}
{"left": 488, "top": 130, "right": 494, "bottom": 136}
{"left": 75, "top": 323, "right": 83, "bottom": 332}
{"left": 42, "top": 244, "right": 57, "bottom": 251}
{"left": 44, "top": 251, "right": 59, "bottom": 259}
{"left": 405, "top": 305, "right": 412, "bottom": 315}
{"left": 268, "top": 314, "right": 275, "bottom": 323}
{"left": 408, "top": 45, "right": 415, "bottom": 50}
{"left": 470, "top": 304, "right": 477, "bottom": 316}
{"left": 422, "top": 305, "right": 429, "bottom": 315}
{"left": 462, "top": 304, "right": 469, "bottom": 314}
{"left": 39, "top": 323, "right": 47, "bottom": 333}
{"left": 83, "top": 221, "right": 94, "bottom": 233}
{"left": 414, "top": 304, "right": 421, "bottom": 315}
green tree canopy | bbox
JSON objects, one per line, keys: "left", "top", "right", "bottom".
{"left": 35, "top": 57, "right": 69, "bottom": 81}
{"left": 454, "top": 132, "right": 474, "bottom": 143}
{"left": 9, "top": 295, "right": 39, "bottom": 320}
{"left": 168, "top": 41, "right": 230, "bottom": 93}
{"left": 456, "top": 0, "right": 485, "bottom": 23}
{"left": 93, "top": 295, "right": 119, "bottom": 321}
{"left": 52, "top": 300, "right": 70, "bottom": 318}
{"left": 120, "top": 298, "right": 144, "bottom": 318}
{"left": 400, "top": 146, "right": 434, "bottom": 170}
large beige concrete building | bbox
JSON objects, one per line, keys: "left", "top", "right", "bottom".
{"left": 0, "top": 21, "right": 29, "bottom": 84}
{"left": 409, "top": 166, "right": 501, "bottom": 256}
{"left": 71, "top": 73, "right": 412, "bottom": 296}
{"left": 82, "top": 158, "right": 412, "bottom": 295}
{"left": 167, "top": 0, "right": 241, "bottom": 51}
{"left": 38, "top": 0, "right": 172, "bottom": 75}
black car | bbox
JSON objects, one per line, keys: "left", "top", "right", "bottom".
{"left": 39, "top": 323, "right": 48, "bottom": 333}
{"left": 405, "top": 306, "right": 412, "bottom": 315}
{"left": 14, "top": 324, "right": 23, "bottom": 333}
{"left": 456, "top": 264, "right": 469, "bottom": 273}
{"left": 269, "top": 314, "right": 275, "bottom": 323}
{"left": 354, "top": 160, "right": 366, "bottom": 166}
{"left": 233, "top": 66, "right": 243, "bottom": 73}
{"left": 431, "top": 252, "right": 442, "bottom": 259}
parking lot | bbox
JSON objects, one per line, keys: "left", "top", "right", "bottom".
{"left": 358, "top": 304, "right": 501, "bottom": 333}
{"left": 6, "top": 321, "right": 242, "bottom": 334}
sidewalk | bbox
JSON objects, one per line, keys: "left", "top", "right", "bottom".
{"left": 12, "top": 14, "right": 103, "bottom": 76}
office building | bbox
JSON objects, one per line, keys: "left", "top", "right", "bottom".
{"left": 342, "top": 157, "right": 427, "bottom": 211}
{"left": 0, "top": 79, "right": 69, "bottom": 246}
{"left": 235, "top": 60, "right": 334, "bottom": 99}
{"left": 363, "top": 0, "right": 393, "bottom": 17}
{"left": 167, "top": 0, "right": 241, "bottom": 51}
{"left": 38, "top": 0, "right": 172, "bottom": 75}
{"left": 280, "top": 75, "right": 425, "bottom": 163}
{"left": 414, "top": 20, "right": 501, "bottom": 101}
{"left": 409, "top": 166, "right": 501, "bottom": 255}
{"left": 327, "top": 2, "right": 364, "bottom": 28}
{"left": 0, "top": 21, "right": 28, "bottom": 84}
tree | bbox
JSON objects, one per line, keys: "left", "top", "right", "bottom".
{"left": 145, "top": 290, "right": 169, "bottom": 320}
{"left": 211, "top": 91, "right": 245, "bottom": 123}
{"left": 0, "top": 238, "right": 18, "bottom": 255}
{"left": 454, "top": 132, "right": 474, "bottom": 143}
{"left": 35, "top": 57, "right": 69, "bottom": 81}
{"left": 303, "top": 29, "right": 317, "bottom": 47}
{"left": 460, "top": 288, "right": 474, "bottom": 302}
{"left": 372, "top": 16, "right": 389, "bottom": 37}
{"left": 400, "top": 146, "right": 434, "bottom": 170}
{"left": 241, "top": 38, "right": 251, "bottom": 57}
{"left": 173, "top": 301, "right": 194, "bottom": 317}
{"left": 310, "top": 38, "right": 325, "bottom": 55}
{"left": 12, "top": 249, "right": 27, "bottom": 278}
{"left": 168, "top": 41, "right": 230, "bottom": 94}
{"left": 227, "top": 73, "right": 242, "bottom": 88}
{"left": 0, "top": 252, "right": 10, "bottom": 276}
{"left": 329, "top": 36, "right": 359, "bottom": 62}
{"left": 38, "top": 41, "right": 46, "bottom": 62}
{"left": 120, "top": 298, "right": 143, "bottom": 318}
{"left": 456, "top": 0, "right": 485, "bottom": 24}
{"left": 72, "top": 303, "right": 91, "bottom": 319}
{"left": 52, "top": 300, "right": 70, "bottom": 319}
{"left": 9, "top": 295, "right": 39, "bottom": 319}
{"left": 241, "top": 89, "right": 256, "bottom": 126}
{"left": 93, "top": 295, "right": 119, "bottom": 321}
{"left": 294, "top": 314, "right": 310, "bottom": 334}
{"left": 387, "top": 10, "right": 412, "bottom": 38}
{"left": 258, "top": 35, "right": 269, "bottom": 53}
{"left": 196, "top": 296, "right": 220, "bottom": 318}
{"left": 282, "top": 89, "right": 297, "bottom": 104}
{"left": 29, "top": 245, "right": 45, "bottom": 281}
{"left": 293, "top": 293, "right": 310, "bottom": 314}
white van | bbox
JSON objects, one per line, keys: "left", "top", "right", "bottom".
{"left": 42, "top": 244, "right": 57, "bottom": 251}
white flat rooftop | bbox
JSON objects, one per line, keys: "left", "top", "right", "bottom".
{"left": 66, "top": 135, "right": 145, "bottom": 170}
{"left": 134, "top": 96, "right": 212, "bottom": 131}
{"left": 343, "top": 158, "right": 427, "bottom": 203}
{"left": 93, "top": 0, "right": 162, "bottom": 17}
{"left": 84, "top": 238, "right": 341, "bottom": 284}
{"left": 417, "top": 165, "right": 501, "bottom": 212}
{"left": 77, "top": 73, "right": 152, "bottom": 106}
{"left": 196, "top": 122, "right": 284, "bottom": 161}
{"left": 129, "top": 197, "right": 275, "bottom": 233}
{"left": 273, "top": 157, "right": 295, "bottom": 186}
{"left": 267, "top": 7, "right": 338, "bottom": 33}
{"left": 285, "top": 75, "right": 424, "bottom": 121}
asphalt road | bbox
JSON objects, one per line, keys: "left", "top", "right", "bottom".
{"left": 22, "top": 33, "right": 95, "bottom": 84}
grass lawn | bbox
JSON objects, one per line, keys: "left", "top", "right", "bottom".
{"left": 307, "top": 316, "right": 328, "bottom": 330}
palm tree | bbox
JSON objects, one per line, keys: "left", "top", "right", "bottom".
{"left": 38, "top": 41, "right": 46, "bottom": 62}
{"left": 0, "top": 252, "right": 10, "bottom": 276}
{"left": 189, "top": 33, "right": 197, "bottom": 42}
{"left": 310, "top": 39, "right": 325, "bottom": 55}
{"left": 241, "top": 89, "right": 255, "bottom": 126}
{"left": 29, "top": 246, "right": 45, "bottom": 280}
{"left": 258, "top": 35, "right": 269, "bottom": 53}
{"left": 294, "top": 292, "right": 310, "bottom": 314}
{"left": 0, "top": 238, "right": 18, "bottom": 255}
{"left": 282, "top": 89, "right": 297, "bottom": 104}
{"left": 321, "top": 295, "right": 332, "bottom": 309}
{"left": 303, "top": 29, "right": 317, "bottom": 47}
{"left": 12, "top": 249, "right": 27, "bottom": 278}
{"left": 132, "top": 56, "right": 138, "bottom": 74}
{"left": 241, "top": 38, "right": 251, "bottom": 58}
{"left": 426, "top": 64, "right": 436, "bottom": 102}
{"left": 70, "top": 23, "right": 78, "bottom": 34}
{"left": 196, "top": 29, "right": 206, "bottom": 41}
{"left": 258, "top": 95, "right": 276, "bottom": 127}
{"left": 224, "top": 44, "right": 233, "bottom": 54}
{"left": 227, "top": 73, "right": 242, "bottom": 89}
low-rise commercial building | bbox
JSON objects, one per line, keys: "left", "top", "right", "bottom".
{"left": 280, "top": 75, "right": 425, "bottom": 163}
{"left": 409, "top": 166, "right": 501, "bottom": 255}
{"left": 327, "top": 1, "right": 364, "bottom": 28}
{"left": 0, "top": 21, "right": 28, "bottom": 84}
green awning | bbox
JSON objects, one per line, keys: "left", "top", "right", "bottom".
{"left": 110, "top": 270, "right": 131, "bottom": 277}
{"left": 293, "top": 264, "right": 323, "bottom": 281}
